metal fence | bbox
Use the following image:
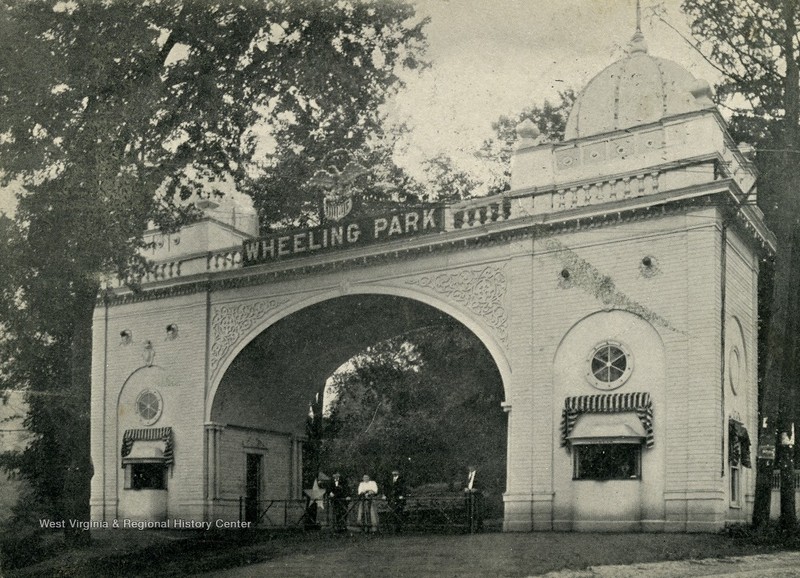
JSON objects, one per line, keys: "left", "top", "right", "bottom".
{"left": 236, "top": 497, "right": 311, "bottom": 528}
{"left": 238, "top": 493, "right": 486, "bottom": 533}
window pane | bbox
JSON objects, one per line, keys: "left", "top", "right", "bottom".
{"left": 574, "top": 444, "right": 640, "bottom": 480}
{"left": 608, "top": 365, "right": 624, "bottom": 381}
{"left": 132, "top": 463, "right": 166, "bottom": 490}
{"left": 590, "top": 344, "right": 628, "bottom": 384}
{"left": 730, "top": 465, "right": 740, "bottom": 504}
{"left": 137, "top": 392, "right": 160, "bottom": 420}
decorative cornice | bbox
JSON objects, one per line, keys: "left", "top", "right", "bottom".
{"left": 406, "top": 265, "right": 509, "bottom": 344}
{"left": 209, "top": 298, "right": 291, "bottom": 380}
{"left": 98, "top": 281, "right": 210, "bottom": 307}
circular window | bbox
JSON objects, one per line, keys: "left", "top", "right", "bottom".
{"left": 136, "top": 390, "right": 163, "bottom": 425}
{"left": 587, "top": 341, "right": 633, "bottom": 390}
{"left": 729, "top": 347, "right": 741, "bottom": 395}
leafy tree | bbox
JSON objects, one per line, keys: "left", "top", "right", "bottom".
{"left": 477, "top": 90, "right": 576, "bottom": 194}
{"left": 680, "top": 0, "right": 800, "bottom": 529}
{"left": 0, "top": 0, "right": 427, "bottom": 542}
{"left": 319, "top": 324, "right": 506, "bottom": 496}
{"left": 404, "top": 91, "right": 575, "bottom": 203}
{"left": 417, "top": 152, "right": 480, "bottom": 202}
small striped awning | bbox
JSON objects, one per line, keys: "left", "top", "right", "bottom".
{"left": 729, "top": 419, "right": 752, "bottom": 468}
{"left": 121, "top": 427, "right": 173, "bottom": 467}
{"left": 561, "top": 392, "right": 654, "bottom": 449}
{"left": 567, "top": 412, "right": 646, "bottom": 442}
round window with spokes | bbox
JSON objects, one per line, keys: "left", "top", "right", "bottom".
{"left": 135, "top": 389, "right": 163, "bottom": 426}
{"left": 587, "top": 341, "right": 633, "bottom": 390}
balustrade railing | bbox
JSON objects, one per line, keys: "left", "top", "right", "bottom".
{"left": 126, "top": 169, "right": 671, "bottom": 289}
{"left": 450, "top": 198, "right": 512, "bottom": 230}
{"left": 145, "top": 260, "right": 181, "bottom": 282}
{"left": 546, "top": 171, "right": 660, "bottom": 213}
{"left": 207, "top": 248, "right": 242, "bottom": 271}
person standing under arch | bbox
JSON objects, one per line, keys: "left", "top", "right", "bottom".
{"left": 327, "top": 473, "right": 349, "bottom": 532}
{"left": 386, "top": 469, "right": 407, "bottom": 532}
{"left": 357, "top": 473, "right": 379, "bottom": 533}
{"left": 464, "top": 464, "right": 483, "bottom": 532}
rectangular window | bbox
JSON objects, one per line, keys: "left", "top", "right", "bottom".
{"left": 730, "top": 463, "right": 740, "bottom": 506}
{"left": 128, "top": 463, "right": 167, "bottom": 490}
{"left": 573, "top": 443, "right": 641, "bottom": 480}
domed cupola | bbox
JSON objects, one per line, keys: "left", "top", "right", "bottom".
{"left": 564, "top": 25, "right": 715, "bottom": 140}
{"left": 510, "top": 6, "right": 764, "bottom": 225}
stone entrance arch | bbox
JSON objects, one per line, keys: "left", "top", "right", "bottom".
{"left": 206, "top": 286, "right": 513, "bottom": 419}
{"left": 205, "top": 292, "right": 509, "bottom": 524}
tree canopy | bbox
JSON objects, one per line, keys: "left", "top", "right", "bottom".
{"left": 477, "top": 90, "right": 575, "bottom": 194}
{"left": 317, "top": 324, "right": 506, "bottom": 495}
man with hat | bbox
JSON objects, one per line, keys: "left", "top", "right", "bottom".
{"left": 386, "top": 468, "right": 407, "bottom": 532}
{"left": 327, "top": 472, "right": 349, "bottom": 532}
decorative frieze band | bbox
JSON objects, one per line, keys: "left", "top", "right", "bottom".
{"left": 406, "top": 265, "right": 509, "bottom": 344}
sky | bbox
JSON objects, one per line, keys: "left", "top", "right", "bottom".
{"left": 392, "top": 0, "right": 719, "bottom": 180}
{"left": 0, "top": 0, "right": 717, "bottom": 216}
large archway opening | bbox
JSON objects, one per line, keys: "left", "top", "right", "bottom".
{"left": 210, "top": 294, "right": 506, "bottom": 525}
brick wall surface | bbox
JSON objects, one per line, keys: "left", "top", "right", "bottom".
{"left": 217, "top": 428, "right": 293, "bottom": 500}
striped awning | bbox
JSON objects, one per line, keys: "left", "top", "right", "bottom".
{"left": 121, "top": 427, "right": 173, "bottom": 467}
{"left": 729, "top": 419, "right": 752, "bottom": 468}
{"left": 561, "top": 392, "right": 654, "bottom": 449}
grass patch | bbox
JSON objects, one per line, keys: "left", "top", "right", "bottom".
{"left": 6, "top": 525, "right": 799, "bottom": 577}
{"left": 7, "top": 529, "right": 361, "bottom": 577}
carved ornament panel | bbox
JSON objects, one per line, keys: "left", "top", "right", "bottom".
{"left": 210, "top": 298, "right": 291, "bottom": 378}
{"left": 405, "top": 265, "right": 508, "bottom": 344}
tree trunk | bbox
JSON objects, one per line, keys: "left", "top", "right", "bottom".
{"left": 62, "top": 281, "right": 98, "bottom": 547}
{"left": 777, "top": 1, "right": 800, "bottom": 529}
{"left": 753, "top": 0, "right": 800, "bottom": 529}
{"left": 753, "top": 254, "right": 776, "bottom": 527}
{"left": 753, "top": 453, "right": 774, "bottom": 527}
{"left": 757, "top": 194, "right": 800, "bottom": 531}
{"left": 778, "top": 231, "right": 800, "bottom": 531}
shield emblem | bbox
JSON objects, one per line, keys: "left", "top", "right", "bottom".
{"left": 323, "top": 195, "right": 354, "bottom": 221}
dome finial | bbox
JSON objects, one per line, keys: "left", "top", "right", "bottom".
{"left": 629, "top": 0, "right": 648, "bottom": 54}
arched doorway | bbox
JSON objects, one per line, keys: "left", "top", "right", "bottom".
{"left": 209, "top": 294, "right": 507, "bottom": 527}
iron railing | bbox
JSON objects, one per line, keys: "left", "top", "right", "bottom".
{"left": 236, "top": 492, "right": 486, "bottom": 533}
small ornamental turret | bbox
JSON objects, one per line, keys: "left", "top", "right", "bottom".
{"left": 516, "top": 118, "right": 541, "bottom": 148}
